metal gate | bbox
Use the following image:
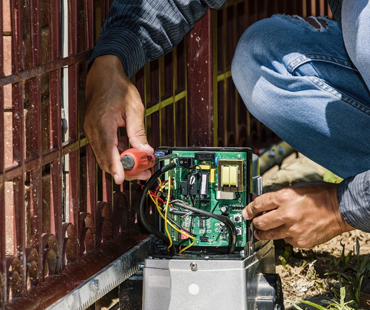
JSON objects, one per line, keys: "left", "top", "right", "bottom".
{"left": 0, "top": 0, "right": 331, "bottom": 308}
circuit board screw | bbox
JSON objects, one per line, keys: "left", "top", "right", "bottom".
{"left": 190, "top": 262, "right": 198, "bottom": 271}
{"left": 237, "top": 154, "right": 241, "bottom": 159}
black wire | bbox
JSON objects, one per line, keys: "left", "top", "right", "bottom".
{"left": 138, "top": 162, "right": 177, "bottom": 254}
{"left": 170, "top": 200, "right": 237, "bottom": 254}
{"left": 211, "top": 201, "right": 220, "bottom": 213}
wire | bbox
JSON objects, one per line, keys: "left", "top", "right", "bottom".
{"left": 138, "top": 162, "right": 177, "bottom": 252}
{"left": 149, "top": 194, "right": 196, "bottom": 253}
{"left": 164, "top": 171, "right": 173, "bottom": 252}
{"left": 211, "top": 201, "right": 220, "bottom": 213}
{"left": 170, "top": 200, "right": 237, "bottom": 254}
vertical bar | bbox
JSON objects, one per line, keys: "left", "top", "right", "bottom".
{"left": 85, "top": 0, "right": 95, "bottom": 50}
{"left": 11, "top": 0, "right": 26, "bottom": 292}
{"left": 68, "top": 0, "right": 80, "bottom": 256}
{"left": 101, "top": 0, "right": 110, "bottom": 24}
{"left": 49, "top": 0, "right": 63, "bottom": 271}
{"left": 29, "top": 0, "right": 43, "bottom": 282}
{"left": 86, "top": 145, "right": 97, "bottom": 246}
{"left": 187, "top": 8, "right": 216, "bottom": 147}
{"left": 0, "top": 0, "right": 6, "bottom": 301}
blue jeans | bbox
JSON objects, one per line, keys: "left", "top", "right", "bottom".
{"left": 232, "top": 3, "right": 370, "bottom": 179}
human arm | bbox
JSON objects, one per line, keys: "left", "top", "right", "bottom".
{"left": 85, "top": 0, "right": 226, "bottom": 183}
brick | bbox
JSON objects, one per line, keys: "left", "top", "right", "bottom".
{"left": 3, "top": 36, "right": 12, "bottom": 77}
{"left": 3, "top": 85, "right": 12, "bottom": 110}
{"left": 5, "top": 182, "right": 14, "bottom": 256}
{"left": 2, "top": 0, "right": 11, "bottom": 33}
{"left": 4, "top": 112, "right": 13, "bottom": 169}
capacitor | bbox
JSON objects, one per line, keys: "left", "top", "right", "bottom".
{"left": 220, "top": 204, "right": 229, "bottom": 214}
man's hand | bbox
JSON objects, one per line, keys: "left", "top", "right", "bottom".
{"left": 242, "top": 182, "right": 354, "bottom": 248}
{"left": 84, "top": 55, "right": 154, "bottom": 184}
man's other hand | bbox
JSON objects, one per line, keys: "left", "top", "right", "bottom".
{"left": 242, "top": 182, "right": 354, "bottom": 248}
{"left": 84, "top": 55, "right": 154, "bottom": 184}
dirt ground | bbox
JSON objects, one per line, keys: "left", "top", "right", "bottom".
{"left": 277, "top": 230, "right": 370, "bottom": 309}
{"left": 262, "top": 154, "right": 370, "bottom": 309}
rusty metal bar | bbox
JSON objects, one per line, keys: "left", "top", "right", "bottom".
{"left": 0, "top": 0, "right": 6, "bottom": 301}
{"left": 85, "top": 0, "right": 95, "bottom": 51}
{"left": 49, "top": 0, "right": 63, "bottom": 271}
{"left": 0, "top": 51, "right": 91, "bottom": 87}
{"left": 29, "top": 0, "right": 43, "bottom": 283}
{"left": 187, "top": 8, "right": 216, "bottom": 147}
{"left": 11, "top": 0, "right": 26, "bottom": 293}
{"left": 5, "top": 232, "right": 149, "bottom": 310}
{"left": 67, "top": 0, "right": 80, "bottom": 257}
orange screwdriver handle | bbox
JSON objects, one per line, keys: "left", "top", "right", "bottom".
{"left": 120, "top": 148, "right": 155, "bottom": 176}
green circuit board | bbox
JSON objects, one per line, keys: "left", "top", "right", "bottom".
{"left": 155, "top": 148, "right": 252, "bottom": 251}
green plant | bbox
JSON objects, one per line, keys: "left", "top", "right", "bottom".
{"left": 291, "top": 287, "right": 354, "bottom": 310}
{"left": 327, "top": 239, "right": 370, "bottom": 308}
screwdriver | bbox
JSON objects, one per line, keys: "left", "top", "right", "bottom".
{"left": 120, "top": 148, "right": 177, "bottom": 176}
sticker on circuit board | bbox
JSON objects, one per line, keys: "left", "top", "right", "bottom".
{"left": 180, "top": 230, "right": 189, "bottom": 240}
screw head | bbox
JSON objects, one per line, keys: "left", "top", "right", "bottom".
{"left": 237, "top": 154, "right": 242, "bottom": 159}
{"left": 190, "top": 262, "right": 197, "bottom": 271}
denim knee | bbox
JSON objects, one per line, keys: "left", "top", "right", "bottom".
{"left": 231, "top": 17, "right": 285, "bottom": 121}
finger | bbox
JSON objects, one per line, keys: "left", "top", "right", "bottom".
{"left": 97, "top": 119, "right": 125, "bottom": 184}
{"left": 124, "top": 169, "right": 152, "bottom": 181}
{"left": 254, "top": 226, "right": 286, "bottom": 241}
{"left": 242, "top": 192, "right": 278, "bottom": 220}
{"left": 124, "top": 105, "right": 154, "bottom": 156}
{"left": 252, "top": 209, "right": 284, "bottom": 231}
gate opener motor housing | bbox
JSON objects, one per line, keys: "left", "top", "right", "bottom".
{"left": 125, "top": 147, "right": 284, "bottom": 309}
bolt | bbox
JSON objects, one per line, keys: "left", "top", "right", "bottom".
{"left": 89, "top": 279, "right": 99, "bottom": 291}
{"left": 190, "top": 262, "right": 197, "bottom": 271}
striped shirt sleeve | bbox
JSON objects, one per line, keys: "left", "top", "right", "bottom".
{"left": 338, "top": 170, "right": 370, "bottom": 232}
{"left": 327, "top": 0, "right": 342, "bottom": 25}
{"left": 88, "top": 0, "right": 226, "bottom": 78}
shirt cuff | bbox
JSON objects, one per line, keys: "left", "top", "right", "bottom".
{"left": 88, "top": 28, "right": 146, "bottom": 78}
{"left": 337, "top": 170, "right": 370, "bottom": 232}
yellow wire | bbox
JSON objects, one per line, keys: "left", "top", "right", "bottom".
{"left": 149, "top": 192, "right": 196, "bottom": 253}
{"left": 164, "top": 171, "right": 173, "bottom": 252}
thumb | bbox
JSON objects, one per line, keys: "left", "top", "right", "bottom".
{"left": 125, "top": 105, "right": 154, "bottom": 156}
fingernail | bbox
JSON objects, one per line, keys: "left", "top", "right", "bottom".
{"left": 254, "top": 230, "right": 260, "bottom": 240}
{"left": 113, "top": 174, "right": 120, "bottom": 184}
{"left": 242, "top": 208, "right": 251, "bottom": 220}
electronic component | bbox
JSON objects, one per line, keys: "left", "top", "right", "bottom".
{"left": 199, "top": 218, "right": 204, "bottom": 229}
{"left": 218, "top": 160, "right": 244, "bottom": 192}
{"left": 199, "top": 164, "right": 211, "bottom": 170}
{"left": 195, "top": 152, "right": 215, "bottom": 161}
{"left": 210, "top": 169, "right": 216, "bottom": 183}
{"left": 200, "top": 173, "right": 209, "bottom": 196}
{"left": 178, "top": 157, "right": 194, "bottom": 168}
{"left": 216, "top": 191, "right": 234, "bottom": 200}
{"left": 200, "top": 236, "right": 209, "bottom": 242}
{"left": 187, "top": 173, "right": 198, "bottom": 196}
{"left": 220, "top": 205, "right": 229, "bottom": 214}
{"left": 233, "top": 215, "right": 242, "bottom": 223}
{"left": 236, "top": 227, "right": 243, "bottom": 235}
{"left": 149, "top": 147, "right": 251, "bottom": 253}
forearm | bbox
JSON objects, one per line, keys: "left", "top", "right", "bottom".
{"left": 337, "top": 170, "right": 370, "bottom": 232}
{"left": 88, "top": 0, "right": 226, "bottom": 78}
